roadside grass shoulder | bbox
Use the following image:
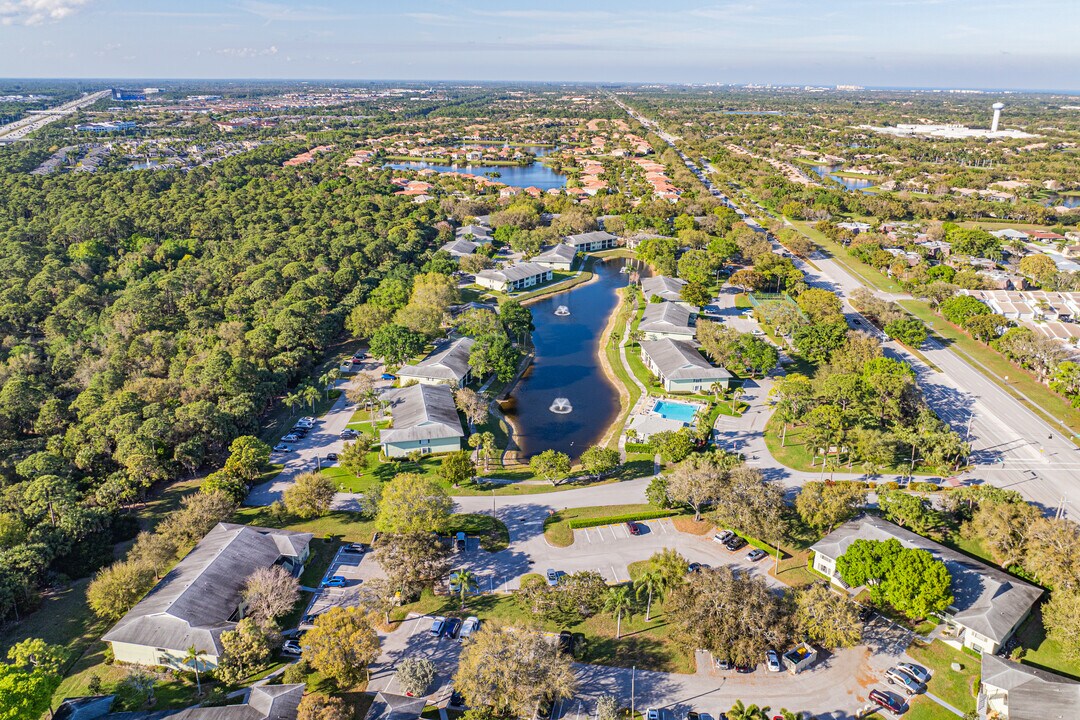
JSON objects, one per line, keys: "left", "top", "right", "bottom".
{"left": 1014, "top": 606, "right": 1080, "bottom": 680}
{"left": 544, "top": 504, "right": 660, "bottom": 547}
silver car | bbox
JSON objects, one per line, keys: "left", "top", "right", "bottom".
{"left": 886, "top": 666, "right": 924, "bottom": 696}
{"left": 897, "top": 662, "right": 931, "bottom": 685}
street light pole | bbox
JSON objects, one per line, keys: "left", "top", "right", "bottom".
{"left": 631, "top": 666, "right": 636, "bottom": 719}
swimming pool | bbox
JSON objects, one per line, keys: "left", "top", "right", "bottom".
{"left": 652, "top": 400, "right": 699, "bottom": 424}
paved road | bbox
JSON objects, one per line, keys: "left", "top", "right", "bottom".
{"left": 616, "top": 96, "right": 1080, "bottom": 520}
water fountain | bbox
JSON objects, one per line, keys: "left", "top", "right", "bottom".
{"left": 554, "top": 305, "right": 571, "bottom": 316}
{"left": 549, "top": 397, "right": 573, "bottom": 414}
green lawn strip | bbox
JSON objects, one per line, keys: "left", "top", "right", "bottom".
{"left": 906, "top": 640, "right": 979, "bottom": 713}
{"left": 233, "top": 506, "right": 378, "bottom": 543}
{"left": 544, "top": 504, "right": 661, "bottom": 547}
{"left": 772, "top": 550, "right": 820, "bottom": 588}
{"left": 443, "top": 513, "right": 510, "bottom": 552}
{"left": 899, "top": 300, "right": 1080, "bottom": 437}
{"left": 625, "top": 345, "right": 664, "bottom": 395}
{"left": 903, "top": 696, "right": 958, "bottom": 720}
{"left": 1014, "top": 606, "right": 1080, "bottom": 680}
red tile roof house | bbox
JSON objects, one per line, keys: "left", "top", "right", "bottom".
{"left": 1029, "top": 231, "right": 1066, "bottom": 242}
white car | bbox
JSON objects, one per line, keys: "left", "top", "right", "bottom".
{"left": 297, "top": 417, "right": 316, "bottom": 428}
{"left": 751, "top": 329, "right": 765, "bottom": 336}
{"left": 897, "top": 662, "right": 931, "bottom": 684}
{"left": 460, "top": 616, "right": 480, "bottom": 640}
{"left": 282, "top": 434, "right": 300, "bottom": 442}
{"left": 742, "top": 309, "right": 754, "bottom": 317}
{"left": 766, "top": 649, "right": 781, "bottom": 672}
{"left": 272, "top": 443, "right": 290, "bottom": 453}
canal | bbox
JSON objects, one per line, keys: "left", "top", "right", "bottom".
{"left": 502, "top": 257, "right": 641, "bottom": 459}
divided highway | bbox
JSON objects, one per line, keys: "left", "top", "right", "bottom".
{"left": 613, "top": 95, "right": 1080, "bottom": 519}
{"left": 0, "top": 89, "right": 110, "bottom": 144}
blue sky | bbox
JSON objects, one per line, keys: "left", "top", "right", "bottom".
{"left": 1, "top": 0, "right": 1077, "bottom": 90}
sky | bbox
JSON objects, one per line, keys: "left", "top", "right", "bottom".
{"left": 0, "top": 0, "right": 1078, "bottom": 90}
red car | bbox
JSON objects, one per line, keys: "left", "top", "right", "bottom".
{"left": 869, "top": 689, "right": 904, "bottom": 714}
{"left": 626, "top": 522, "right": 640, "bottom": 536}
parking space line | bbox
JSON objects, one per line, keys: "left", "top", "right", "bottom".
{"left": 659, "top": 520, "right": 670, "bottom": 534}
{"left": 610, "top": 566, "right": 620, "bottom": 583}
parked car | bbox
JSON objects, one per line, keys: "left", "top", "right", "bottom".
{"left": 646, "top": 709, "right": 660, "bottom": 720}
{"left": 343, "top": 543, "right": 368, "bottom": 554}
{"left": 326, "top": 453, "right": 338, "bottom": 461}
{"left": 444, "top": 617, "right": 462, "bottom": 638}
{"left": 896, "top": 662, "right": 931, "bottom": 685}
{"left": 765, "top": 649, "right": 781, "bottom": 672}
{"left": 321, "top": 575, "right": 346, "bottom": 588}
{"left": 747, "top": 549, "right": 767, "bottom": 562}
{"left": 858, "top": 605, "right": 875, "bottom": 622}
{"left": 430, "top": 616, "right": 446, "bottom": 635}
{"left": 297, "top": 417, "right": 315, "bottom": 427}
{"left": 714, "top": 657, "right": 731, "bottom": 670}
{"left": 626, "top": 521, "right": 640, "bottom": 536}
{"left": 352, "top": 352, "right": 367, "bottom": 362}
{"left": 886, "top": 666, "right": 924, "bottom": 696}
{"left": 742, "top": 309, "right": 754, "bottom": 317}
{"left": 455, "top": 531, "right": 467, "bottom": 551}
{"left": 381, "top": 373, "right": 396, "bottom": 381}
{"left": 558, "top": 630, "right": 574, "bottom": 654}
{"left": 273, "top": 443, "right": 290, "bottom": 453}
{"left": 725, "top": 536, "right": 748, "bottom": 551}
{"left": 686, "top": 713, "right": 699, "bottom": 720}
{"left": 301, "top": 613, "right": 319, "bottom": 625}
{"left": 448, "top": 690, "right": 465, "bottom": 708}
{"left": 713, "top": 530, "right": 734, "bottom": 544}
{"left": 282, "top": 434, "right": 300, "bottom": 443}
{"left": 869, "top": 689, "right": 904, "bottom": 714}
{"left": 460, "top": 616, "right": 480, "bottom": 640}
{"left": 340, "top": 428, "right": 358, "bottom": 438}
{"left": 687, "top": 562, "right": 706, "bottom": 573}
{"left": 546, "top": 568, "right": 561, "bottom": 586}
{"left": 751, "top": 329, "right": 765, "bottom": 336}
{"left": 734, "top": 664, "right": 753, "bottom": 673}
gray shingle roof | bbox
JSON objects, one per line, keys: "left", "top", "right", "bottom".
{"left": 380, "top": 383, "right": 465, "bottom": 444}
{"left": 640, "top": 338, "right": 731, "bottom": 381}
{"left": 55, "top": 685, "right": 306, "bottom": 720}
{"left": 398, "top": 337, "right": 475, "bottom": 384}
{"left": 641, "top": 275, "right": 687, "bottom": 302}
{"left": 639, "top": 302, "right": 695, "bottom": 337}
{"left": 565, "top": 230, "right": 617, "bottom": 247}
{"left": 534, "top": 244, "right": 577, "bottom": 264}
{"left": 456, "top": 224, "right": 492, "bottom": 239}
{"left": 440, "top": 239, "right": 478, "bottom": 257}
{"left": 102, "top": 524, "right": 312, "bottom": 655}
{"left": 810, "top": 516, "right": 1042, "bottom": 644}
{"left": 476, "top": 262, "right": 551, "bottom": 284}
{"left": 981, "top": 654, "right": 1080, "bottom": 720}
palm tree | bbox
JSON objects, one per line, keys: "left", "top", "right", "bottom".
{"left": 604, "top": 585, "right": 634, "bottom": 639}
{"left": 730, "top": 386, "right": 745, "bottom": 413}
{"left": 184, "top": 645, "right": 206, "bottom": 696}
{"left": 709, "top": 381, "right": 726, "bottom": 404}
{"left": 629, "top": 329, "right": 645, "bottom": 346}
{"left": 284, "top": 391, "right": 303, "bottom": 415}
{"left": 774, "top": 711, "right": 802, "bottom": 720}
{"left": 633, "top": 569, "right": 668, "bottom": 622}
{"left": 453, "top": 568, "right": 479, "bottom": 610}
{"left": 302, "top": 384, "right": 320, "bottom": 412}
{"left": 727, "top": 700, "right": 771, "bottom": 720}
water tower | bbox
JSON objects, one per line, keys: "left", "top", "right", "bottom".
{"left": 991, "top": 102, "right": 1005, "bottom": 133}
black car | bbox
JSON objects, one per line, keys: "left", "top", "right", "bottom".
{"left": 687, "top": 562, "right": 704, "bottom": 573}
{"left": 448, "top": 691, "right": 465, "bottom": 708}
{"left": 858, "top": 605, "right": 875, "bottom": 622}
{"left": 326, "top": 453, "right": 338, "bottom": 461}
{"left": 558, "top": 630, "right": 574, "bottom": 654}
{"left": 725, "top": 536, "right": 748, "bottom": 551}
{"left": 444, "top": 617, "right": 462, "bottom": 638}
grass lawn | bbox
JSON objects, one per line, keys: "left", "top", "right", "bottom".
{"left": 543, "top": 504, "right": 660, "bottom": 547}
{"left": 233, "top": 506, "right": 378, "bottom": 543}
{"left": 772, "top": 550, "right": 820, "bottom": 588}
{"left": 1014, "top": 606, "right": 1080, "bottom": 680}
{"left": 899, "top": 300, "right": 1080, "bottom": 437}
{"left": 906, "top": 640, "right": 979, "bottom": 714}
{"left": 903, "top": 697, "right": 958, "bottom": 720}
{"left": 393, "top": 588, "right": 694, "bottom": 674}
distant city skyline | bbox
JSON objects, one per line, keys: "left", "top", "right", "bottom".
{"left": 0, "top": 0, "right": 1078, "bottom": 92}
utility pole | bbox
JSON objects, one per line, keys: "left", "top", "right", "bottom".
{"left": 631, "top": 666, "right": 636, "bottom": 719}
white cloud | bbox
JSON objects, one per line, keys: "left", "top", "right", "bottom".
{"left": 0, "top": 0, "right": 89, "bottom": 25}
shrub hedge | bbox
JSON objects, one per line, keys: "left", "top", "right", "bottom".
{"left": 567, "top": 509, "right": 678, "bottom": 529}
{"left": 625, "top": 442, "right": 654, "bottom": 453}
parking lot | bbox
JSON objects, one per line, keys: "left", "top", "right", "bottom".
{"left": 367, "top": 613, "right": 466, "bottom": 700}
{"left": 301, "top": 545, "right": 383, "bottom": 626}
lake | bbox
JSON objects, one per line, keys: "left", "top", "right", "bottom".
{"left": 502, "top": 257, "right": 641, "bottom": 459}
{"left": 807, "top": 164, "right": 877, "bottom": 191}
{"left": 383, "top": 145, "right": 567, "bottom": 190}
